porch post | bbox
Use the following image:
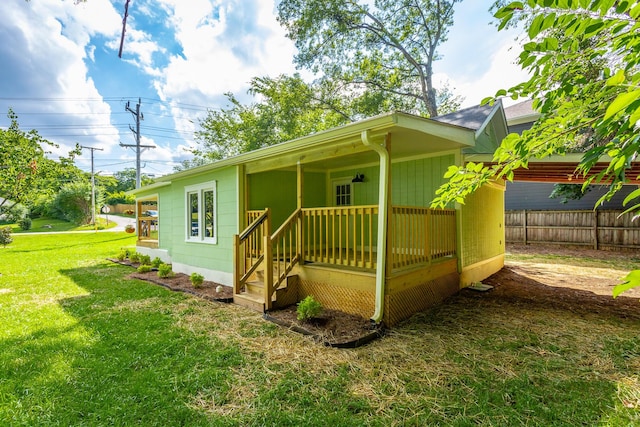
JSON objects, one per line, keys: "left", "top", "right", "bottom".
{"left": 297, "top": 161, "right": 304, "bottom": 209}
{"left": 297, "top": 161, "right": 305, "bottom": 265}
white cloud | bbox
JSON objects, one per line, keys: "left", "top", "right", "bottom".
{"left": 437, "top": 37, "right": 530, "bottom": 108}
{"left": 153, "top": 0, "right": 296, "bottom": 103}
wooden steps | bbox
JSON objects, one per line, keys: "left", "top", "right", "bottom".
{"left": 233, "top": 274, "right": 299, "bottom": 313}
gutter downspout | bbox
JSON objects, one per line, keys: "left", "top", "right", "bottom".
{"left": 361, "top": 130, "right": 389, "bottom": 324}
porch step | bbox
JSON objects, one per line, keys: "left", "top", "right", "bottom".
{"left": 233, "top": 275, "right": 300, "bottom": 313}
{"left": 233, "top": 292, "right": 265, "bottom": 312}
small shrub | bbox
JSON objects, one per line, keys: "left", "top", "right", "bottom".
{"left": 124, "top": 209, "right": 135, "bottom": 215}
{"left": 129, "top": 252, "right": 140, "bottom": 263}
{"left": 297, "top": 295, "right": 322, "bottom": 321}
{"left": 18, "top": 217, "right": 32, "bottom": 231}
{"left": 151, "top": 257, "right": 163, "bottom": 268}
{"left": 137, "top": 264, "right": 152, "bottom": 273}
{"left": 0, "top": 226, "right": 13, "bottom": 248}
{"left": 138, "top": 254, "right": 151, "bottom": 265}
{"left": 157, "top": 263, "right": 173, "bottom": 278}
{"left": 116, "top": 250, "right": 127, "bottom": 261}
{"left": 190, "top": 272, "right": 205, "bottom": 288}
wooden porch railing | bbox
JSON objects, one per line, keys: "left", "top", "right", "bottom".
{"left": 390, "top": 207, "right": 456, "bottom": 270}
{"left": 234, "top": 205, "right": 457, "bottom": 308}
{"left": 233, "top": 208, "right": 269, "bottom": 296}
{"left": 302, "top": 205, "right": 378, "bottom": 269}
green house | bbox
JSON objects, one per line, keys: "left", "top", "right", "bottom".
{"left": 130, "top": 104, "right": 508, "bottom": 326}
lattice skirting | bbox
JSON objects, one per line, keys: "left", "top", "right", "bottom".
{"left": 298, "top": 280, "right": 375, "bottom": 319}
{"left": 384, "top": 272, "right": 459, "bottom": 326}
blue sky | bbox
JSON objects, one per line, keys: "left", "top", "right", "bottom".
{"left": 0, "top": 0, "right": 527, "bottom": 177}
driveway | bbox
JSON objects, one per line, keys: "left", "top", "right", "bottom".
{"left": 99, "top": 214, "right": 135, "bottom": 232}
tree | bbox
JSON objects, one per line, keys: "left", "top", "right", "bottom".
{"left": 194, "top": 74, "right": 352, "bottom": 161}
{"left": 277, "top": 0, "right": 462, "bottom": 117}
{"left": 0, "top": 109, "right": 55, "bottom": 212}
{"left": 113, "top": 168, "right": 154, "bottom": 192}
{"left": 432, "top": 1, "right": 640, "bottom": 293}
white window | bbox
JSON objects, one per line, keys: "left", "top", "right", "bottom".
{"left": 185, "top": 181, "right": 217, "bottom": 243}
{"left": 333, "top": 179, "right": 353, "bottom": 206}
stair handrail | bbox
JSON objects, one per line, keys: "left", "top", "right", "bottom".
{"left": 264, "top": 207, "right": 303, "bottom": 308}
{"left": 234, "top": 208, "right": 270, "bottom": 295}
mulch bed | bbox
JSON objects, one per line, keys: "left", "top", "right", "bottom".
{"left": 110, "top": 258, "right": 381, "bottom": 346}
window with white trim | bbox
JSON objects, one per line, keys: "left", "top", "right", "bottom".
{"left": 333, "top": 179, "right": 353, "bottom": 206}
{"left": 185, "top": 181, "right": 217, "bottom": 243}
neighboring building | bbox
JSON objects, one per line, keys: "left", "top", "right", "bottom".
{"left": 502, "top": 100, "right": 638, "bottom": 211}
{"left": 130, "top": 106, "right": 509, "bottom": 326}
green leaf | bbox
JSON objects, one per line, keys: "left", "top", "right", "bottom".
{"left": 613, "top": 270, "right": 640, "bottom": 298}
{"left": 606, "top": 69, "right": 625, "bottom": 86}
{"left": 603, "top": 90, "right": 640, "bottom": 121}
{"left": 528, "top": 14, "right": 545, "bottom": 38}
{"left": 622, "top": 188, "right": 640, "bottom": 206}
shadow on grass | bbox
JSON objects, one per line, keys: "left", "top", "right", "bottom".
{"left": 0, "top": 264, "right": 243, "bottom": 426}
{"left": 9, "top": 234, "right": 134, "bottom": 254}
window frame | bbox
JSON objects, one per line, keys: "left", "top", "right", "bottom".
{"left": 332, "top": 178, "right": 353, "bottom": 207}
{"left": 185, "top": 181, "right": 217, "bottom": 244}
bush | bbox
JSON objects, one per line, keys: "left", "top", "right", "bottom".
{"left": 124, "top": 209, "right": 135, "bottom": 216}
{"left": 297, "top": 295, "right": 322, "bottom": 321}
{"left": 116, "top": 250, "right": 127, "bottom": 261}
{"left": 190, "top": 272, "right": 204, "bottom": 288}
{"left": 52, "top": 181, "right": 95, "bottom": 225}
{"left": 138, "top": 254, "right": 151, "bottom": 265}
{"left": 137, "top": 264, "right": 152, "bottom": 273}
{"left": 151, "top": 257, "right": 163, "bottom": 268}
{"left": 129, "top": 252, "right": 140, "bottom": 263}
{"left": 157, "top": 263, "right": 173, "bottom": 278}
{"left": 0, "top": 226, "right": 12, "bottom": 248}
{"left": 18, "top": 217, "right": 32, "bottom": 231}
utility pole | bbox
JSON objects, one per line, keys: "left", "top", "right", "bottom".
{"left": 121, "top": 98, "right": 154, "bottom": 188}
{"left": 81, "top": 145, "right": 104, "bottom": 229}
{"left": 118, "top": 0, "right": 131, "bottom": 58}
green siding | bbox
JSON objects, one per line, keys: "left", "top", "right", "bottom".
{"left": 459, "top": 184, "right": 505, "bottom": 268}
{"left": 329, "top": 154, "right": 454, "bottom": 207}
{"left": 248, "top": 170, "right": 327, "bottom": 227}
{"left": 156, "top": 167, "right": 238, "bottom": 274}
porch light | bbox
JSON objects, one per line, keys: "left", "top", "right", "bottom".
{"left": 352, "top": 173, "right": 365, "bottom": 183}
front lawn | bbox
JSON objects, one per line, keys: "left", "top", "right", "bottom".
{"left": 0, "top": 233, "right": 638, "bottom": 425}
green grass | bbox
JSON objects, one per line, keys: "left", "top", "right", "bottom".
{"left": 3, "top": 217, "right": 117, "bottom": 233}
{"left": 1, "top": 234, "right": 639, "bottom": 425}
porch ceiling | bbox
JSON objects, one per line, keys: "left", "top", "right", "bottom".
{"left": 247, "top": 126, "right": 471, "bottom": 173}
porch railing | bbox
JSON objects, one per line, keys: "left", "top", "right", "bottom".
{"left": 302, "top": 206, "right": 378, "bottom": 269}
{"left": 390, "top": 206, "right": 456, "bottom": 271}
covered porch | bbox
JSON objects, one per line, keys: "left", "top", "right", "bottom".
{"left": 231, "top": 114, "right": 474, "bottom": 325}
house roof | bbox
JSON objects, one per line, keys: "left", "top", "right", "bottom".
{"left": 432, "top": 103, "right": 496, "bottom": 131}
{"left": 504, "top": 99, "right": 539, "bottom": 126}
{"left": 131, "top": 111, "right": 484, "bottom": 194}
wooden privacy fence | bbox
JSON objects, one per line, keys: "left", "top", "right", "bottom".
{"left": 505, "top": 210, "right": 640, "bottom": 249}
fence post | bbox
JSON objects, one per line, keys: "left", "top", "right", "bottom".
{"left": 523, "top": 210, "right": 528, "bottom": 245}
{"left": 593, "top": 211, "right": 599, "bottom": 250}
